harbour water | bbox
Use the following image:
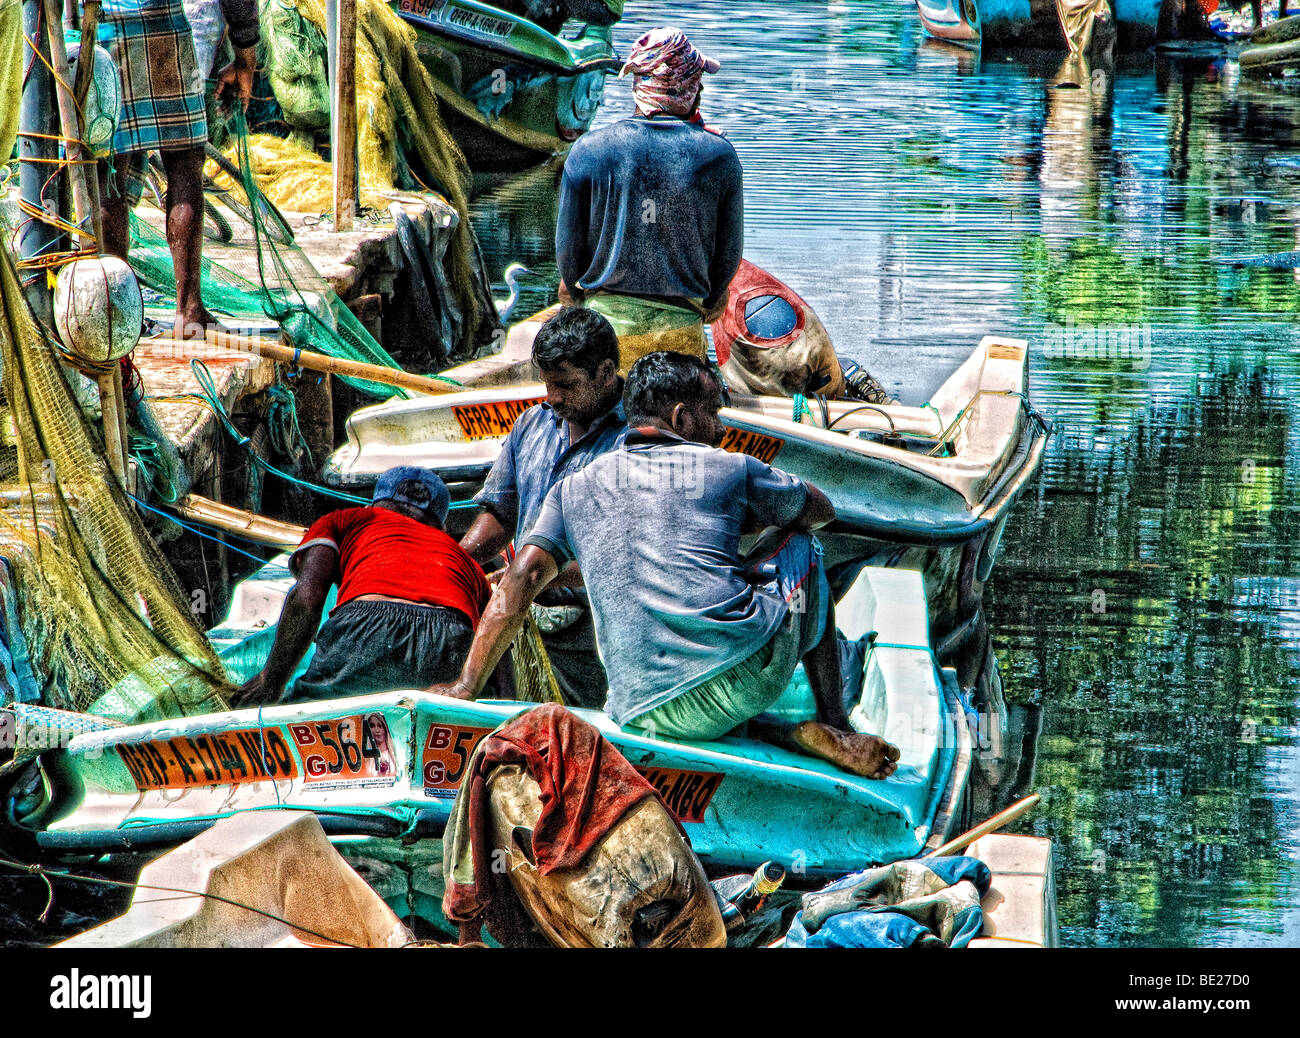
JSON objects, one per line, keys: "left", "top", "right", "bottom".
{"left": 472, "top": 0, "right": 1300, "bottom": 947}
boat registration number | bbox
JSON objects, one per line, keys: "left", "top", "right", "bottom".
{"left": 287, "top": 715, "right": 398, "bottom": 788}
{"left": 447, "top": 4, "right": 514, "bottom": 38}
{"left": 720, "top": 427, "right": 783, "bottom": 465}
{"left": 118, "top": 728, "right": 299, "bottom": 790}
{"left": 397, "top": 0, "right": 440, "bottom": 18}
{"left": 422, "top": 723, "right": 494, "bottom": 797}
{"left": 635, "top": 767, "right": 723, "bottom": 824}
{"left": 452, "top": 398, "right": 544, "bottom": 440}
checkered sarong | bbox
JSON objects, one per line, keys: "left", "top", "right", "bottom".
{"left": 96, "top": 0, "right": 207, "bottom": 155}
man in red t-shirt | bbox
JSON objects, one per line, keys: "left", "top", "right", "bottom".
{"left": 232, "top": 467, "right": 490, "bottom": 706}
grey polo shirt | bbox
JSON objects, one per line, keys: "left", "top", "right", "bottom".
{"left": 523, "top": 429, "right": 809, "bottom": 725}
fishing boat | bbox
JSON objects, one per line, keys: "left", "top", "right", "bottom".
{"left": 915, "top": 0, "right": 1165, "bottom": 49}
{"left": 1239, "top": 13, "right": 1300, "bottom": 72}
{"left": 392, "top": 0, "right": 621, "bottom": 170}
{"left": 915, "top": 0, "right": 982, "bottom": 45}
{"left": 25, "top": 565, "right": 971, "bottom": 929}
{"left": 322, "top": 333, "right": 1050, "bottom": 642}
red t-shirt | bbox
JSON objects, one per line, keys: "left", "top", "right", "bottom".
{"left": 293, "top": 507, "right": 490, "bottom": 625}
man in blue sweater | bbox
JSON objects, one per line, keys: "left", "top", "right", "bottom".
{"left": 555, "top": 27, "right": 743, "bottom": 371}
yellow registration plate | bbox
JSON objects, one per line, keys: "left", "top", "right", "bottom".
{"left": 452, "top": 398, "right": 545, "bottom": 440}
{"left": 720, "top": 427, "right": 784, "bottom": 465}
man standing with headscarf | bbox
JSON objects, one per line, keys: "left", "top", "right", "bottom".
{"left": 555, "top": 27, "right": 742, "bottom": 373}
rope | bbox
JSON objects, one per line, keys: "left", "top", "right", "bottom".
{"left": 189, "top": 358, "right": 367, "bottom": 505}
{"left": 188, "top": 358, "right": 478, "bottom": 512}
{"left": 791, "top": 392, "right": 810, "bottom": 425}
{"left": 266, "top": 382, "right": 314, "bottom": 472}
{"left": 0, "top": 854, "right": 366, "bottom": 948}
{"left": 128, "top": 434, "right": 180, "bottom": 504}
{"left": 127, "top": 493, "right": 276, "bottom": 566}
{"left": 917, "top": 390, "right": 1030, "bottom": 458}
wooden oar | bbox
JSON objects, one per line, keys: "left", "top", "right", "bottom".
{"left": 152, "top": 330, "right": 465, "bottom": 397}
{"left": 926, "top": 793, "right": 1041, "bottom": 858}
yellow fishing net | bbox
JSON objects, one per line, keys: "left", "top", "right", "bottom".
{"left": 0, "top": 249, "right": 230, "bottom": 722}
{"left": 210, "top": 132, "right": 394, "bottom": 216}
{"left": 510, "top": 613, "right": 564, "bottom": 705}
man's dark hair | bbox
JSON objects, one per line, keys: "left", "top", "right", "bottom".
{"left": 623, "top": 351, "right": 721, "bottom": 426}
{"left": 531, "top": 306, "right": 620, "bottom": 376}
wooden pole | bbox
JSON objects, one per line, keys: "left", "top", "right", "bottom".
{"left": 175, "top": 493, "right": 306, "bottom": 549}
{"left": 42, "top": 0, "right": 95, "bottom": 249}
{"left": 154, "top": 330, "right": 466, "bottom": 396}
{"left": 18, "top": 0, "right": 60, "bottom": 327}
{"left": 926, "top": 794, "right": 1041, "bottom": 859}
{"left": 70, "top": 1, "right": 101, "bottom": 111}
{"left": 330, "top": 0, "right": 357, "bottom": 231}
{"left": 44, "top": 0, "right": 131, "bottom": 487}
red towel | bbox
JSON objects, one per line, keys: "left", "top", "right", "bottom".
{"left": 443, "top": 704, "right": 664, "bottom": 929}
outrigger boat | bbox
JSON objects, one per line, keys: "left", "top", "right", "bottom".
{"left": 1239, "top": 14, "right": 1300, "bottom": 73}
{"left": 392, "top": 0, "right": 621, "bottom": 170}
{"left": 322, "top": 332, "right": 1051, "bottom": 641}
{"left": 26, "top": 566, "right": 971, "bottom": 929}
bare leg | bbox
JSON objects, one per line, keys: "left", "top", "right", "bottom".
{"left": 98, "top": 156, "right": 134, "bottom": 260}
{"left": 750, "top": 594, "right": 901, "bottom": 779}
{"left": 804, "top": 597, "right": 849, "bottom": 728}
{"left": 795, "top": 598, "right": 900, "bottom": 779}
{"left": 160, "top": 146, "right": 220, "bottom": 340}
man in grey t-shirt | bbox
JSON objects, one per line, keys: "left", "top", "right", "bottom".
{"left": 427, "top": 352, "right": 899, "bottom": 780}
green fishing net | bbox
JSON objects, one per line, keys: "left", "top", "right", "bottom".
{"left": 127, "top": 111, "right": 410, "bottom": 400}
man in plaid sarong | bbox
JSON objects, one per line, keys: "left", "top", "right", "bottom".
{"left": 96, "top": 0, "right": 259, "bottom": 339}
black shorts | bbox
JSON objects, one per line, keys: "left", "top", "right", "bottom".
{"left": 292, "top": 599, "right": 473, "bottom": 701}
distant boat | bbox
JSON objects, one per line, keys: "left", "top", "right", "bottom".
{"left": 915, "top": 0, "right": 1167, "bottom": 50}
{"left": 392, "top": 0, "right": 621, "bottom": 171}
{"left": 915, "top": 0, "right": 982, "bottom": 45}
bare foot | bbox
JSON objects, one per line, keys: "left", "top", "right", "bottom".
{"left": 791, "top": 721, "right": 900, "bottom": 780}
{"left": 174, "top": 307, "right": 228, "bottom": 342}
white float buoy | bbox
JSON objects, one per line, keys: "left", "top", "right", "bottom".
{"left": 66, "top": 44, "right": 121, "bottom": 157}
{"left": 53, "top": 256, "right": 144, "bottom": 365}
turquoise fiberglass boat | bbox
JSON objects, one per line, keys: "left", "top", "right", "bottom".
{"left": 391, "top": 0, "right": 622, "bottom": 170}
{"left": 34, "top": 565, "right": 971, "bottom": 926}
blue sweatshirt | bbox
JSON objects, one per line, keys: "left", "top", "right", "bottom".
{"left": 556, "top": 116, "right": 744, "bottom": 312}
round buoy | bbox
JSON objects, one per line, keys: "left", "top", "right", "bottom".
{"left": 53, "top": 256, "right": 144, "bottom": 365}
{"left": 66, "top": 45, "right": 120, "bottom": 157}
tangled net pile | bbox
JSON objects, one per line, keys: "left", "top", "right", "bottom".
{"left": 0, "top": 249, "right": 230, "bottom": 722}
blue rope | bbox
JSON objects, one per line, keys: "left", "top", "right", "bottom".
{"left": 127, "top": 494, "right": 276, "bottom": 565}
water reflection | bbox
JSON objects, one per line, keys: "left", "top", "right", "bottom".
{"left": 987, "top": 369, "right": 1300, "bottom": 946}
{"left": 467, "top": 0, "right": 1300, "bottom": 946}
